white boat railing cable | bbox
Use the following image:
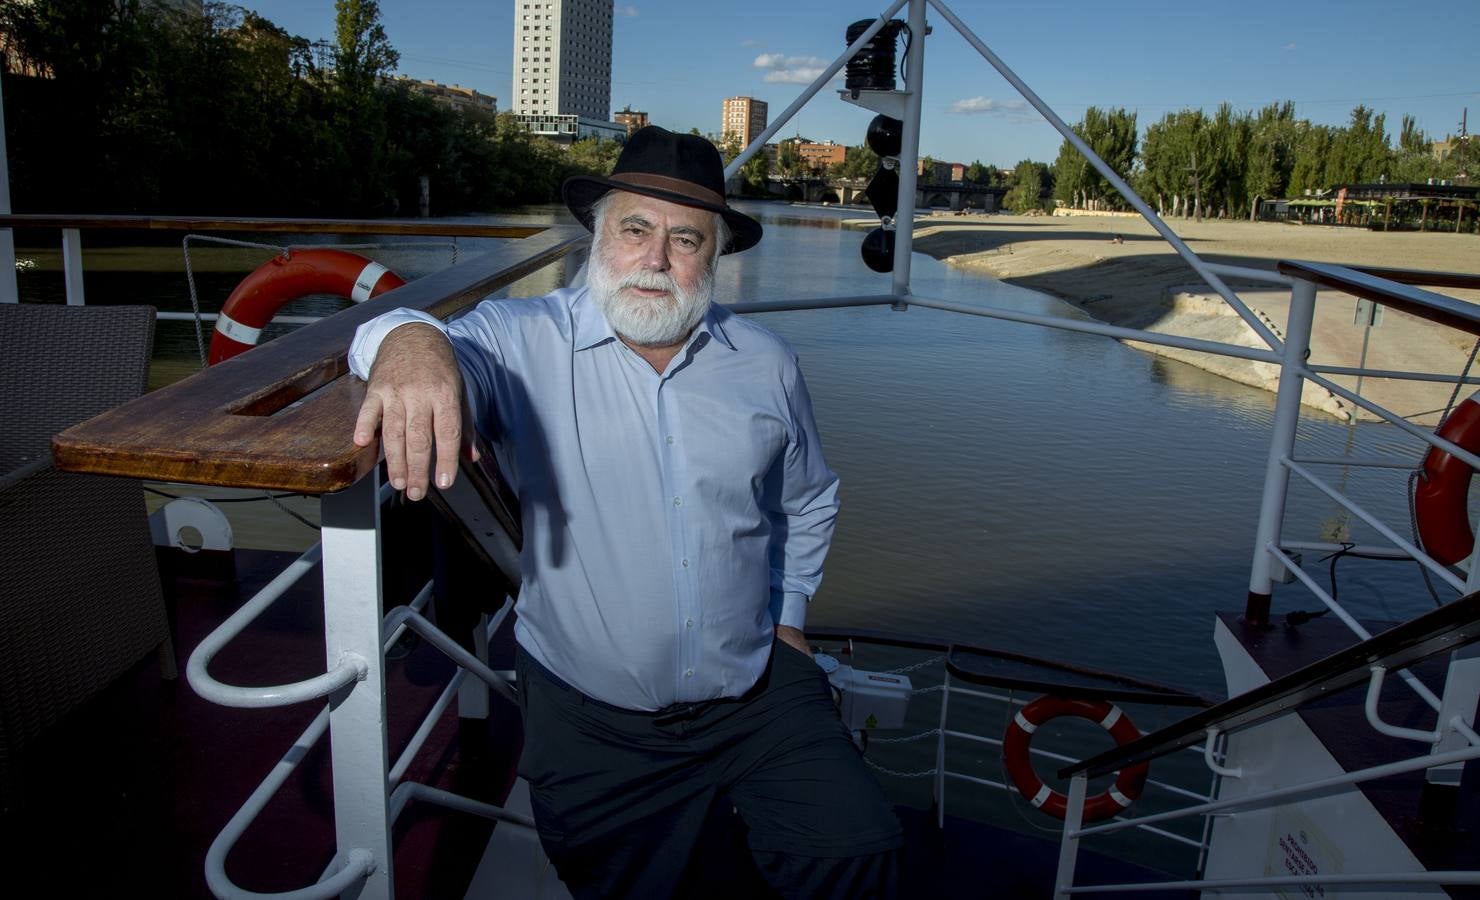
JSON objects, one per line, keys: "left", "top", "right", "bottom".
{"left": 923, "top": 0, "right": 1284, "bottom": 355}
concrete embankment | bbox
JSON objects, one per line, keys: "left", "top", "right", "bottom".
{"left": 876, "top": 212, "right": 1480, "bottom": 425}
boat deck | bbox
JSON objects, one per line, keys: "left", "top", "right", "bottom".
{"left": 1220, "top": 610, "right": 1480, "bottom": 889}
{"left": 1, "top": 537, "right": 1205, "bottom": 898}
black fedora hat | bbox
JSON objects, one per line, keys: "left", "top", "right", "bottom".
{"left": 563, "top": 126, "right": 763, "bottom": 254}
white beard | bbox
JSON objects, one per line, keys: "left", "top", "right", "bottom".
{"left": 587, "top": 241, "right": 715, "bottom": 347}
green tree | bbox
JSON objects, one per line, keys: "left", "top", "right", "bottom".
{"left": 1003, "top": 159, "right": 1050, "bottom": 212}
{"left": 829, "top": 145, "right": 878, "bottom": 179}
{"left": 1052, "top": 106, "right": 1137, "bottom": 210}
{"left": 1245, "top": 102, "right": 1297, "bottom": 218}
{"left": 566, "top": 137, "right": 624, "bottom": 177}
{"left": 777, "top": 140, "right": 805, "bottom": 178}
{"left": 740, "top": 151, "right": 770, "bottom": 195}
{"left": 333, "top": 0, "right": 398, "bottom": 92}
{"left": 964, "top": 160, "right": 997, "bottom": 185}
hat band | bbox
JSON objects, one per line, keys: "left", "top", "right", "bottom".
{"left": 610, "top": 172, "right": 724, "bottom": 207}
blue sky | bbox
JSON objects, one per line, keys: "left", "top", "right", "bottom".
{"left": 234, "top": 0, "right": 1479, "bottom": 167}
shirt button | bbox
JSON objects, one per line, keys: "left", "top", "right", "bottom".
{"left": 672, "top": 496, "right": 682, "bottom": 507}
{"left": 684, "top": 668, "right": 694, "bottom": 677}
{"left": 681, "top": 558, "right": 689, "bottom": 568}
{"left": 666, "top": 435, "right": 674, "bottom": 444}
{"left": 686, "top": 617, "right": 694, "bottom": 628}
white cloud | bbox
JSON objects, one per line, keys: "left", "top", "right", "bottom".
{"left": 1283, "top": 42, "right": 1298, "bottom": 50}
{"left": 764, "top": 68, "right": 828, "bottom": 84}
{"left": 615, "top": 5, "right": 639, "bottom": 16}
{"left": 753, "top": 54, "right": 836, "bottom": 85}
{"left": 949, "top": 97, "right": 1027, "bottom": 115}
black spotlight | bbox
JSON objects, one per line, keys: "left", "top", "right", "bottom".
{"left": 844, "top": 19, "right": 907, "bottom": 92}
{"left": 860, "top": 227, "right": 895, "bottom": 273}
{"left": 866, "top": 115, "right": 903, "bottom": 157}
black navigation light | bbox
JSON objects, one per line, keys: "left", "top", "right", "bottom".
{"left": 867, "top": 166, "right": 899, "bottom": 220}
{"left": 866, "top": 115, "right": 903, "bottom": 157}
{"left": 844, "top": 19, "right": 908, "bottom": 93}
{"left": 860, "top": 227, "right": 896, "bottom": 274}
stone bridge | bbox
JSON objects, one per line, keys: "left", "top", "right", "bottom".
{"left": 761, "top": 176, "right": 1006, "bottom": 212}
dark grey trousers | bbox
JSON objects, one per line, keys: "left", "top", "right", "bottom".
{"left": 514, "top": 640, "right": 903, "bottom": 899}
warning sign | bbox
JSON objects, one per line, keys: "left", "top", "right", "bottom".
{"left": 1265, "top": 809, "right": 1344, "bottom": 899}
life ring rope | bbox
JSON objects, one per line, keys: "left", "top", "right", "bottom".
{"left": 1002, "top": 695, "right": 1149, "bottom": 823}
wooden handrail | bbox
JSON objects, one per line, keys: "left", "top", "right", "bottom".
{"left": 0, "top": 213, "right": 545, "bottom": 239}
{"left": 51, "top": 225, "right": 588, "bottom": 493}
{"left": 1278, "top": 260, "right": 1480, "bottom": 336}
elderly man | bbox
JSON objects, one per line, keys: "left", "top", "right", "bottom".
{"left": 348, "top": 126, "right": 901, "bottom": 898}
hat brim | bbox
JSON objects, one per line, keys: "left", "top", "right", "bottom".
{"left": 563, "top": 175, "right": 763, "bottom": 255}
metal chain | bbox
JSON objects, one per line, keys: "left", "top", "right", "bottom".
{"left": 868, "top": 728, "right": 942, "bottom": 744}
{"left": 182, "top": 234, "right": 289, "bottom": 368}
{"left": 911, "top": 684, "right": 946, "bottom": 695}
{"left": 881, "top": 654, "right": 944, "bottom": 675}
{"left": 265, "top": 492, "right": 321, "bottom": 532}
{"left": 863, "top": 757, "right": 937, "bottom": 779}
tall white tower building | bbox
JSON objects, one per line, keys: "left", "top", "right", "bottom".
{"left": 513, "top": 0, "right": 613, "bottom": 121}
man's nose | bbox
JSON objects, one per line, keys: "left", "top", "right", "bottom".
{"left": 642, "top": 236, "right": 670, "bottom": 271}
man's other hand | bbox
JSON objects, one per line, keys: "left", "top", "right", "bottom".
{"left": 352, "top": 322, "right": 473, "bottom": 500}
{"left": 776, "top": 625, "right": 812, "bottom": 658}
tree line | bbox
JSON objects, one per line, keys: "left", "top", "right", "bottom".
{"left": 1049, "top": 102, "right": 1474, "bottom": 219}
{"left": 0, "top": 0, "right": 625, "bottom": 217}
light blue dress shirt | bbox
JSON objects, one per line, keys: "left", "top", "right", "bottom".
{"left": 348, "top": 287, "right": 840, "bottom": 711}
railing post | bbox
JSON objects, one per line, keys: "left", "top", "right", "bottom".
{"left": 61, "top": 228, "right": 85, "bottom": 305}
{"left": 320, "top": 467, "right": 395, "bottom": 899}
{"left": 1247, "top": 276, "right": 1317, "bottom": 624}
{"left": 934, "top": 668, "right": 951, "bottom": 829}
{"left": 458, "top": 612, "right": 491, "bottom": 719}
{"left": 0, "top": 73, "right": 16, "bottom": 304}
{"left": 1053, "top": 773, "right": 1089, "bottom": 900}
{"left": 889, "top": 0, "right": 928, "bottom": 309}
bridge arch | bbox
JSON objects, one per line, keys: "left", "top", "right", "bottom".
{"left": 924, "top": 192, "right": 951, "bottom": 209}
{"left": 819, "top": 189, "right": 842, "bottom": 205}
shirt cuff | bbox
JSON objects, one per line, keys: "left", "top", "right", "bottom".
{"left": 347, "top": 308, "right": 448, "bottom": 380}
{"left": 776, "top": 591, "right": 810, "bottom": 630}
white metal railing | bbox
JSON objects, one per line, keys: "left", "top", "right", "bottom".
{"left": 188, "top": 470, "right": 529, "bottom": 900}
{"left": 841, "top": 654, "right": 1221, "bottom": 871}
{"left": 1046, "top": 262, "right": 1480, "bottom": 895}
{"left": 1054, "top": 740, "right": 1480, "bottom": 895}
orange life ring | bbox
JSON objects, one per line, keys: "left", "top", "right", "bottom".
{"left": 1002, "top": 696, "right": 1149, "bottom": 823}
{"left": 208, "top": 249, "right": 406, "bottom": 365}
{"left": 1415, "top": 396, "right": 1480, "bottom": 565}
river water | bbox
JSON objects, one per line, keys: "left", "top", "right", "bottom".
{"left": 29, "top": 201, "right": 1450, "bottom": 699}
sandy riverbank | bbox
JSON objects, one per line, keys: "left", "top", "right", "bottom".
{"left": 888, "top": 212, "right": 1480, "bottom": 424}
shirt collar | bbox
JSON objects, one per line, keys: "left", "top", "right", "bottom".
{"left": 570, "top": 287, "right": 739, "bottom": 353}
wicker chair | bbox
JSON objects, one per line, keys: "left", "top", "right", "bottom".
{"left": 0, "top": 304, "right": 175, "bottom": 807}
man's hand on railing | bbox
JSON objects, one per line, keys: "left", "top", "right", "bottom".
{"left": 353, "top": 322, "right": 476, "bottom": 501}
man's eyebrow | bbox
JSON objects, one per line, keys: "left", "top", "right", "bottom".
{"left": 669, "top": 225, "right": 707, "bottom": 243}
{"left": 618, "top": 214, "right": 653, "bottom": 229}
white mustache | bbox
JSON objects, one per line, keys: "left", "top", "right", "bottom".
{"left": 618, "top": 270, "right": 677, "bottom": 294}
